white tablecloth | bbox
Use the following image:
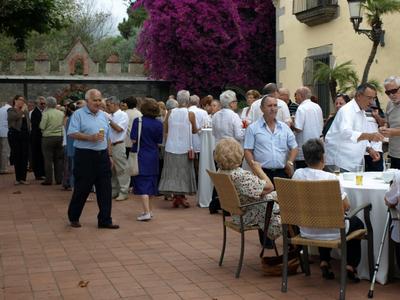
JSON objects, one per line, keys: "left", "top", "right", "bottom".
{"left": 339, "top": 171, "right": 390, "bottom": 284}
{"left": 197, "top": 128, "right": 216, "bottom": 207}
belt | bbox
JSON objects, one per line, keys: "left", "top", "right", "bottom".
{"left": 112, "top": 140, "right": 124, "bottom": 146}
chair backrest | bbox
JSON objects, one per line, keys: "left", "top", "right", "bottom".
{"left": 274, "top": 177, "right": 345, "bottom": 228}
{"left": 207, "top": 169, "right": 244, "bottom": 216}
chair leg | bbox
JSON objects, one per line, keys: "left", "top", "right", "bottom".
{"left": 281, "top": 224, "right": 289, "bottom": 293}
{"left": 302, "top": 246, "right": 311, "bottom": 276}
{"left": 219, "top": 215, "right": 227, "bottom": 267}
{"left": 235, "top": 216, "right": 245, "bottom": 278}
{"left": 273, "top": 240, "right": 279, "bottom": 256}
{"left": 340, "top": 232, "right": 347, "bottom": 300}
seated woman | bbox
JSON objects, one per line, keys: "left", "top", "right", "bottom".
{"left": 292, "top": 138, "right": 364, "bottom": 282}
{"left": 214, "top": 138, "right": 276, "bottom": 239}
{"left": 384, "top": 170, "right": 400, "bottom": 271}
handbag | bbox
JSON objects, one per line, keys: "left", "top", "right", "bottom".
{"left": 128, "top": 117, "right": 142, "bottom": 176}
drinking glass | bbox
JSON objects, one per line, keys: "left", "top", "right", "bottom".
{"left": 333, "top": 165, "right": 340, "bottom": 176}
{"left": 355, "top": 165, "right": 364, "bottom": 186}
{"left": 385, "top": 157, "right": 391, "bottom": 171}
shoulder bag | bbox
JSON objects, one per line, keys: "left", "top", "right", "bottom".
{"left": 128, "top": 117, "right": 142, "bottom": 176}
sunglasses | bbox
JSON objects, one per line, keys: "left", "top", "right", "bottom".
{"left": 336, "top": 93, "right": 348, "bottom": 97}
{"left": 385, "top": 87, "right": 400, "bottom": 96}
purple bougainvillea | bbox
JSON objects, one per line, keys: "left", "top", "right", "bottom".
{"left": 132, "top": 0, "right": 275, "bottom": 95}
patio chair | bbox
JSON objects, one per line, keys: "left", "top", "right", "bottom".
{"left": 274, "top": 178, "right": 373, "bottom": 300}
{"left": 207, "top": 169, "right": 276, "bottom": 278}
{"left": 388, "top": 207, "right": 400, "bottom": 281}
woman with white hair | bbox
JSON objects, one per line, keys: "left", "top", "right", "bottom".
{"left": 158, "top": 90, "right": 198, "bottom": 208}
{"left": 209, "top": 90, "right": 245, "bottom": 213}
{"left": 212, "top": 90, "right": 244, "bottom": 144}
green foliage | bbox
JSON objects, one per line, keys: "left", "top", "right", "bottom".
{"left": 366, "top": 79, "right": 383, "bottom": 93}
{"left": 0, "top": 0, "right": 75, "bottom": 51}
{"left": 313, "top": 61, "right": 359, "bottom": 101}
{"left": 364, "top": 0, "right": 400, "bottom": 25}
{"left": 0, "top": 33, "right": 16, "bottom": 71}
{"left": 118, "top": 6, "right": 147, "bottom": 39}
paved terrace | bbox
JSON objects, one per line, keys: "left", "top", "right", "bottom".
{"left": 0, "top": 172, "right": 398, "bottom": 300}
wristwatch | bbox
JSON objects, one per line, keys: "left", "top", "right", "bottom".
{"left": 287, "top": 160, "right": 294, "bottom": 167}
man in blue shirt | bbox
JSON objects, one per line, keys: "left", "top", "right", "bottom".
{"left": 244, "top": 95, "right": 298, "bottom": 184}
{"left": 67, "top": 89, "right": 119, "bottom": 229}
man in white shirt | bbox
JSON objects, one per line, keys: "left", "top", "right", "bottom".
{"left": 325, "top": 83, "right": 384, "bottom": 172}
{"left": 293, "top": 86, "right": 323, "bottom": 169}
{"left": 0, "top": 99, "right": 12, "bottom": 174}
{"left": 188, "top": 95, "right": 209, "bottom": 183}
{"left": 106, "top": 97, "right": 130, "bottom": 201}
{"left": 212, "top": 90, "right": 244, "bottom": 143}
{"left": 122, "top": 96, "right": 142, "bottom": 157}
{"left": 248, "top": 83, "right": 291, "bottom": 126}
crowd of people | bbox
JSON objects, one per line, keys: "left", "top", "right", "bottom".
{"left": 1, "top": 76, "right": 400, "bottom": 280}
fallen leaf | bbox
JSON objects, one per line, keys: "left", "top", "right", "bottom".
{"left": 78, "top": 280, "right": 89, "bottom": 287}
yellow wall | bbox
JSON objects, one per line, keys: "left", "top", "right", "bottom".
{"left": 277, "top": 0, "right": 400, "bottom": 110}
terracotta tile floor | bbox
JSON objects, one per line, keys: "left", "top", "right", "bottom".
{"left": 0, "top": 171, "right": 399, "bottom": 299}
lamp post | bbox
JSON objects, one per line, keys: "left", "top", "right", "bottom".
{"left": 347, "top": 0, "right": 385, "bottom": 46}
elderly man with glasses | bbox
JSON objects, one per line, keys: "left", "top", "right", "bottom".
{"left": 379, "top": 76, "right": 400, "bottom": 169}
{"left": 325, "top": 83, "right": 384, "bottom": 172}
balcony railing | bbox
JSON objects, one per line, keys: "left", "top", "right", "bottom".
{"left": 293, "top": 0, "right": 339, "bottom": 26}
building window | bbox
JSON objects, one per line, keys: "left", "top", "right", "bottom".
{"left": 303, "top": 53, "right": 331, "bottom": 118}
{"left": 293, "top": 0, "right": 339, "bottom": 26}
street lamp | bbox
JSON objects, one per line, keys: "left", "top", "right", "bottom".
{"left": 347, "top": 0, "right": 385, "bottom": 46}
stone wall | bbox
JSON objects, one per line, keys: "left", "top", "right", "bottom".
{"left": 0, "top": 82, "right": 171, "bottom": 103}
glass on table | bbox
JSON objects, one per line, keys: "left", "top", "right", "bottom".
{"left": 355, "top": 164, "right": 364, "bottom": 186}
{"left": 385, "top": 157, "right": 391, "bottom": 171}
{"left": 332, "top": 165, "right": 340, "bottom": 176}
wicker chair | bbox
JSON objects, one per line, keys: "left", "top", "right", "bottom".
{"left": 274, "top": 178, "right": 373, "bottom": 300}
{"left": 207, "top": 169, "right": 275, "bottom": 278}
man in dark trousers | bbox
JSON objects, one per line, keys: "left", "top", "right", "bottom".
{"left": 30, "top": 96, "right": 46, "bottom": 179}
{"left": 67, "top": 89, "right": 119, "bottom": 229}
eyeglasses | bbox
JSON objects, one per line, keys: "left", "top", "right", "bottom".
{"left": 39, "top": 102, "right": 46, "bottom": 105}
{"left": 384, "top": 87, "right": 400, "bottom": 96}
{"left": 336, "top": 93, "right": 348, "bottom": 98}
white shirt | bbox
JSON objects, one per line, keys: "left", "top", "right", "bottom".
{"left": 365, "top": 115, "right": 382, "bottom": 153}
{"left": 125, "top": 108, "right": 142, "bottom": 148}
{"left": 165, "top": 107, "right": 191, "bottom": 154}
{"left": 248, "top": 98, "right": 291, "bottom": 124}
{"left": 294, "top": 99, "right": 323, "bottom": 160}
{"left": 109, "top": 109, "right": 129, "bottom": 144}
{"left": 325, "top": 99, "right": 369, "bottom": 172}
{"left": 0, "top": 104, "right": 11, "bottom": 137}
{"left": 293, "top": 168, "right": 349, "bottom": 240}
{"left": 385, "top": 170, "right": 400, "bottom": 242}
{"left": 188, "top": 106, "right": 208, "bottom": 152}
{"left": 212, "top": 108, "right": 244, "bottom": 144}
{"left": 240, "top": 107, "right": 251, "bottom": 121}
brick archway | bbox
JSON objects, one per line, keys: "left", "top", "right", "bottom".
{"left": 69, "top": 54, "right": 89, "bottom": 75}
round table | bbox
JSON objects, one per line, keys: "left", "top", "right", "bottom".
{"left": 339, "top": 171, "right": 390, "bottom": 284}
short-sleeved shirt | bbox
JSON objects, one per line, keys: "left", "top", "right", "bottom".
{"left": 294, "top": 99, "right": 323, "bottom": 160}
{"left": 385, "top": 170, "right": 400, "bottom": 242}
{"left": 244, "top": 118, "right": 297, "bottom": 169}
{"left": 212, "top": 108, "right": 244, "bottom": 144}
{"left": 109, "top": 109, "right": 129, "bottom": 144}
{"left": 293, "top": 168, "right": 349, "bottom": 240}
{"left": 67, "top": 106, "right": 110, "bottom": 151}
{"left": 386, "top": 101, "right": 400, "bottom": 158}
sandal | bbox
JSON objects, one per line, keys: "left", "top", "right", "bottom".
{"left": 172, "top": 196, "right": 182, "bottom": 208}
{"left": 320, "top": 265, "right": 335, "bottom": 280}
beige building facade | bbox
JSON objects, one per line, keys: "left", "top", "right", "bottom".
{"left": 274, "top": 0, "right": 400, "bottom": 116}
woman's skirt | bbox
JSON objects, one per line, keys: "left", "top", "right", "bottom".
{"left": 133, "top": 175, "right": 159, "bottom": 196}
{"left": 158, "top": 152, "right": 197, "bottom": 194}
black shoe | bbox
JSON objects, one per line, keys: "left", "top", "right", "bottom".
{"left": 321, "top": 265, "right": 335, "bottom": 280}
{"left": 70, "top": 221, "right": 82, "bottom": 228}
{"left": 347, "top": 270, "right": 360, "bottom": 283}
{"left": 41, "top": 182, "right": 52, "bottom": 185}
{"left": 98, "top": 223, "right": 120, "bottom": 229}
